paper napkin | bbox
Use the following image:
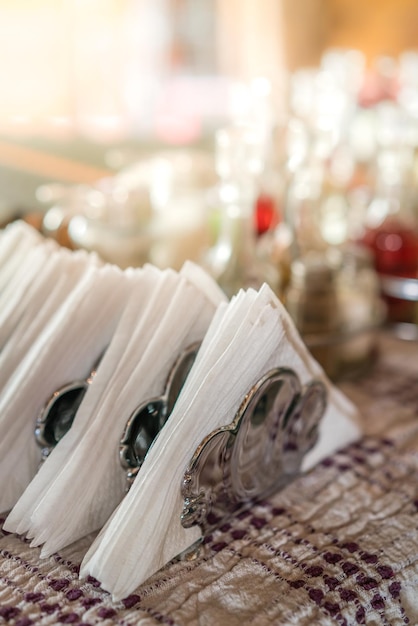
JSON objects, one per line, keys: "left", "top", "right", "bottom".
{"left": 4, "top": 264, "right": 164, "bottom": 536}
{"left": 0, "top": 261, "right": 132, "bottom": 511}
{"left": 5, "top": 263, "right": 226, "bottom": 554}
{"left": 0, "top": 241, "right": 56, "bottom": 348}
{"left": 0, "top": 247, "right": 97, "bottom": 386}
{"left": 80, "top": 283, "right": 361, "bottom": 600}
{"left": 0, "top": 221, "right": 44, "bottom": 292}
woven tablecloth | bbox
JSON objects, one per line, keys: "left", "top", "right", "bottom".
{"left": 0, "top": 332, "right": 417, "bottom": 626}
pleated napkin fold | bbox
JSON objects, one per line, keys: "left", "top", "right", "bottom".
{"left": 4, "top": 262, "right": 226, "bottom": 555}
{"left": 80, "top": 283, "right": 361, "bottom": 601}
{"left": 0, "top": 221, "right": 44, "bottom": 292}
{"left": 0, "top": 260, "right": 132, "bottom": 511}
{"left": 0, "top": 247, "right": 99, "bottom": 390}
{"left": 0, "top": 242, "right": 54, "bottom": 348}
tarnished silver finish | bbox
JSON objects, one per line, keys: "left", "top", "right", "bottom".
{"left": 181, "top": 368, "right": 326, "bottom": 534}
{"left": 34, "top": 362, "right": 100, "bottom": 462}
{"left": 119, "top": 342, "right": 200, "bottom": 490}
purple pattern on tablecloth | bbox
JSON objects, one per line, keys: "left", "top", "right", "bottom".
{"left": 0, "top": 334, "right": 418, "bottom": 625}
{"left": 1, "top": 431, "right": 416, "bottom": 625}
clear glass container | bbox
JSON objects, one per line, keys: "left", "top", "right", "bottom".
{"left": 285, "top": 252, "right": 339, "bottom": 377}
{"left": 203, "top": 125, "right": 280, "bottom": 298}
{"left": 358, "top": 148, "right": 418, "bottom": 324}
{"left": 284, "top": 246, "right": 384, "bottom": 380}
{"left": 68, "top": 179, "right": 152, "bottom": 269}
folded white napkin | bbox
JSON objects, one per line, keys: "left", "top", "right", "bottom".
{"left": 0, "top": 221, "right": 44, "bottom": 292}
{"left": 80, "top": 283, "right": 361, "bottom": 601}
{"left": 0, "top": 240, "right": 56, "bottom": 348}
{"left": 0, "top": 247, "right": 97, "bottom": 389}
{"left": 0, "top": 261, "right": 132, "bottom": 511}
{"left": 4, "top": 264, "right": 164, "bottom": 537}
{"left": 4, "top": 263, "right": 226, "bottom": 555}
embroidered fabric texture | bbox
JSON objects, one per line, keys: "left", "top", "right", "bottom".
{"left": 0, "top": 332, "right": 418, "bottom": 626}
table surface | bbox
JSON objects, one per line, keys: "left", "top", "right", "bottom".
{"left": 0, "top": 332, "right": 417, "bottom": 626}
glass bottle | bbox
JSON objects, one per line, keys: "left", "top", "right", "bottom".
{"left": 285, "top": 159, "right": 326, "bottom": 257}
{"left": 285, "top": 252, "right": 339, "bottom": 378}
{"left": 203, "top": 125, "right": 280, "bottom": 298}
{"left": 358, "top": 149, "right": 418, "bottom": 323}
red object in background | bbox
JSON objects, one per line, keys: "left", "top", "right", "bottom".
{"left": 254, "top": 193, "right": 280, "bottom": 236}
{"left": 357, "top": 70, "right": 399, "bottom": 109}
{"left": 361, "top": 218, "right": 418, "bottom": 277}
{"left": 360, "top": 217, "right": 418, "bottom": 322}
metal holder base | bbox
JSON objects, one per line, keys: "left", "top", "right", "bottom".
{"left": 35, "top": 347, "right": 327, "bottom": 544}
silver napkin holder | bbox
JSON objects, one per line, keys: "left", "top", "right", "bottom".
{"left": 34, "top": 362, "right": 99, "bottom": 462}
{"left": 34, "top": 346, "right": 327, "bottom": 541}
{"left": 119, "top": 342, "right": 200, "bottom": 489}
{"left": 181, "top": 368, "right": 326, "bottom": 536}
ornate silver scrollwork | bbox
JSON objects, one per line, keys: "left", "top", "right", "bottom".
{"left": 181, "top": 368, "right": 327, "bottom": 534}
{"left": 119, "top": 342, "right": 200, "bottom": 490}
{"left": 34, "top": 360, "right": 100, "bottom": 462}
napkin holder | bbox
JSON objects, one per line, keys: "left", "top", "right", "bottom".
{"left": 119, "top": 342, "right": 200, "bottom": 490}
{"left": 180, "top": 368, "right": 326, "bottom": 537}
{"left": 34, "top": 360, "right": 99, "bottom": 462}
{"left": 118, "top": 353, "right": 327, "bottom": 542}
{"left": 34, "top": 347, "right": 327, "bottom": 544}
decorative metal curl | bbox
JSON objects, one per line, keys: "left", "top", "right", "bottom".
{"left": 181, "top": 368, "right": 326, "bottom": 534}
{"left": 34, "top": 360, "right": 99, "bottom": 462}
{"left": 119, "top": 342, "right": 200, "bottom": 490}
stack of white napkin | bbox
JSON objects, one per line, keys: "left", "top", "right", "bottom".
{"left": 4, "top": 261, "right": 226, "bottom": 556}
{"left": 0, "top": 246, "right": 102, "bottom": 394}
{"left": 0, "top": 223, "right": 52, "bottom": 348}
{"left": 79, "top": 283, "right": 361, "bottom": 601}
{"left": 0, "top": 221, "right": 44, "bottom": 294}
{"left": 0, "top": 225, "right": 133, "bottom": 511}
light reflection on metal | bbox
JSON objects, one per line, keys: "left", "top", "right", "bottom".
{"left": 34, "top": 359, "right": 100, "bottom": 462}
{"left": 119, "top": 342, "right": 200, "bottom": 490}
{"left": 181, "top": 368, "right": 326, "bottom": 535}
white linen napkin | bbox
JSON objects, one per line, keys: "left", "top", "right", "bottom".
{"left": 0, "top": 261, "right": 132, "bottom": 511}
{"left": 80, "top": 283, "right": 361, "bottom": 601}
{"left": 4, "top": 263, "right": 226, "bottom": 554}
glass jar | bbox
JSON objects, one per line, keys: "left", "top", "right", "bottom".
{"left": 358, "top": 149, "right": 418, "bottom": 323}
{"left": 285, "top": 252, "right": 339, "bottom": 377}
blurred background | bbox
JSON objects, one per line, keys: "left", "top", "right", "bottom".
{"left": 1, "top": 0, "right": 418, "bottom": 199}
{"left": 1, "top": 0, "right": 418, "bottom": 375}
